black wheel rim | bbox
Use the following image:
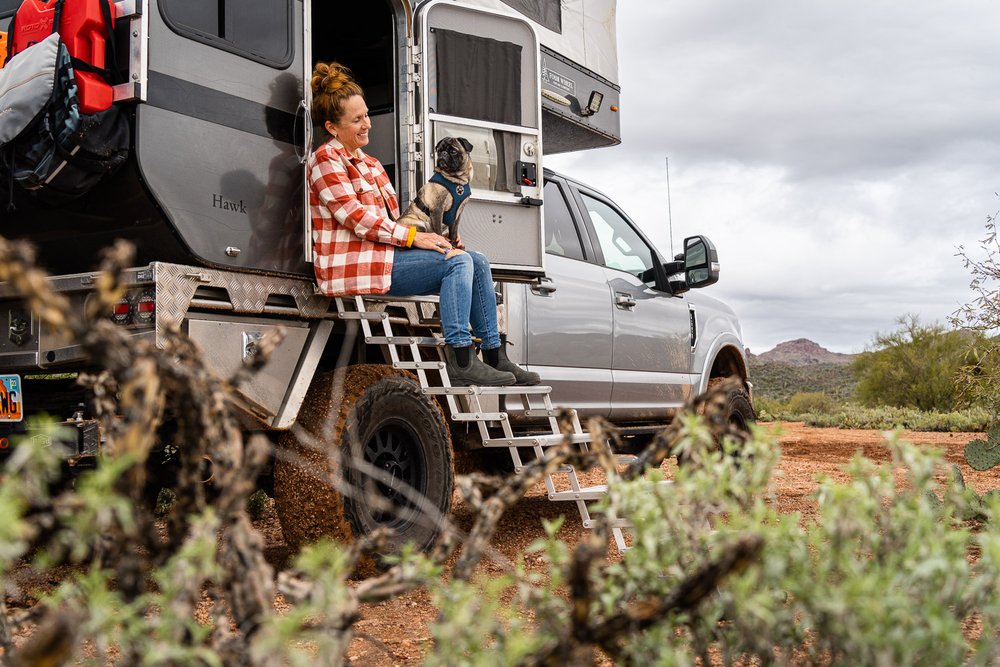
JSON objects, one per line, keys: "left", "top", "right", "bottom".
{"left": 362, "top": 420, "right": 425, "bottom": 528}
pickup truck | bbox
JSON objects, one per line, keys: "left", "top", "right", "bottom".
{"left": 506, "top": 170, "right": 752, "bottom": 432}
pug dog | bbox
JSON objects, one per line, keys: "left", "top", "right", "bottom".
{"left": 397, "top": 137, "right": 474, "bottom": 244}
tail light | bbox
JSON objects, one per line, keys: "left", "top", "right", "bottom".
{"left": 134, "top": 291, "right": 155, "bottom": 325}
{"left": 111, "top": 298, "right": 132, "bottom": 325}
{"left": 108, "top": 290, "right": 156, "bottom": 327}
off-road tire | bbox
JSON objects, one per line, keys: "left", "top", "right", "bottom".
{"left": 274, "top": 365, "right": 453, "bottom": 558}
{"left": 678, "top": 376, "right": 755, "bottom": 465}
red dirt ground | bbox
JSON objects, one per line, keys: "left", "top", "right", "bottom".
{"left": 255, "top": 422, "right": 998, "bottom": 665}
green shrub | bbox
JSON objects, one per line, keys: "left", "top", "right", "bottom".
{"left": 804, "top": 404, "right": 990, "bottom": 432}
{"left": 784, "top": 391, "right": 837, "bottom": 416}
{"left": 751, "top": 395, "right": 782, "bottom": 422}
{"left": 429, "top": 418, "right": 1000, "bottom": 665}
{"left": 853, "top": 315, "right": 980, "bottom": 412}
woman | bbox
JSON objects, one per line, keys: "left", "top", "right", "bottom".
{"left": 308, "top": 62, "right": 538, "bottom": 387}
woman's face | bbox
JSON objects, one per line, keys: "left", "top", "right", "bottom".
{"left": 326, "top": 95, "right": 371, "bottom": 153}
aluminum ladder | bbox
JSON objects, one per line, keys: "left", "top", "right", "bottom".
{"left": 335, "top": 294, "right": 629, "bottom": 551}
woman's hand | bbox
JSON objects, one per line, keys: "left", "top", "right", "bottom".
{"left": 413, "top": 231, "right": 455, "bottom": 254}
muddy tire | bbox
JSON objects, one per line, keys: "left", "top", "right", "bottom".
{"left": 274, "top": 365, "right": 453, "bottom": 558}
{"left": 678, "top": 376, "right": 755, "bottom": 465}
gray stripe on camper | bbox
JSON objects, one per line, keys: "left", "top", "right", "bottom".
{"left": 146, "top": 71, "right": 297, "bottom": 145}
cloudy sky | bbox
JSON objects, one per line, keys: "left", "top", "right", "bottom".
{"left": 547, "top": 1, "right": 1000, "bottom": 354}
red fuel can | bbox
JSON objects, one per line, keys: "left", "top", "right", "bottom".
{"left": 10, "top": 0, "right": 118, "bottom": 113}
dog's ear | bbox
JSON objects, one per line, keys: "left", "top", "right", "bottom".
{"left": 458, "top": 137, "right": 474, "bottom": 153}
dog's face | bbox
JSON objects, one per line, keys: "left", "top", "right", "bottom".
{"left": 434, "top": 137, "right": 474, "bottom": 178}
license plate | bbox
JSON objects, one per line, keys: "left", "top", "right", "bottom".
{"left": 0, "top": 375, "right": 23, "bottom": 422}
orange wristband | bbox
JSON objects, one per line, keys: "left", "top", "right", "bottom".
{"left": 406, "top": 226, "right": 417, "bottom": 247}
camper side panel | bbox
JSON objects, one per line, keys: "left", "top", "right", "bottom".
{"left": 135, "top": 0, "right": 309, "bottom": 276}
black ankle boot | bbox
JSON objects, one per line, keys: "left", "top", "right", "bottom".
{"left": 444, "top": 345, "right": 515, "bottom": 387}
{"left": 483, "top": 341, "right": 540, "bottom": 386}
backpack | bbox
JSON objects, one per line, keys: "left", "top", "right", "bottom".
{"left": 0, "top": 1, "right": 128, "bottom": 209}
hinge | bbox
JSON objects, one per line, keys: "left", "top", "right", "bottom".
{"left": 409, "top": 125, "right": 424, "bottom": 162}
{"left": 406, "top": 51, "right": 422, "bottom": 93}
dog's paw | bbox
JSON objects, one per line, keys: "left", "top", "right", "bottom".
{"left": 445, "top": 249, "right": 467, "bottom": 260}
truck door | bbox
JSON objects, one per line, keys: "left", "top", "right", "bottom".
{"left": 521, "top": 177, "right": 613, "bottom": 418}
{"left": 574, "top": 189, "right": 694, "bottom": 420}
{"left": 413, "top": 0, "right": 544, "bottom": 277}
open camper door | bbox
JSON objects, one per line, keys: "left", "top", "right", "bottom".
{"left": 414, "top": 0, "right": 544, "bottom": 277}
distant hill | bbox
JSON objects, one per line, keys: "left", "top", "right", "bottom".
{"left": 751, "top": 338, "right": 855, "bottom": 366}
{"left": 748, "top": 339, "right": 857, "bottom": 402}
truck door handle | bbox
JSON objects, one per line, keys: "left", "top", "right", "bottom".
{"left": 531, "top": 278, "right": 558, "bottom": 295}
{"left": 615, "top": 292, "right": 637, "bottom": 309}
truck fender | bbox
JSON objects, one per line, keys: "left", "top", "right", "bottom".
{"left": 695, "top": 332, "right": 749, "bottom": 396}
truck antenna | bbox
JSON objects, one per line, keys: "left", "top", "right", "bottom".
{"left": 665, "top": 156, "right": 675, "bottom": 256}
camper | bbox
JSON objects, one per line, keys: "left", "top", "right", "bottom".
{"left": 0, "top": 0, "right": 750, "bottom": 555}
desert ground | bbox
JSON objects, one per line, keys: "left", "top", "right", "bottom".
{"left": 250, "top": 422, "right": 997, "bottom": 665}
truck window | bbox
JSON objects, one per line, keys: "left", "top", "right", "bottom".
{"left": 543, "top": 180, "right": 586, "bottom": 261}
{"left": 161, "top": 0, "right": 292, "bottom": 68}
{"left": 580, "top": 192, "right": 656, "bottom": 279}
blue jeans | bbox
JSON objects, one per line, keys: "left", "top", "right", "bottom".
{"left": 387, "top": 249, "right": 501, "bottom": 349}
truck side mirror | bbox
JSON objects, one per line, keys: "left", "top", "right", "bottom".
{"left": 683, "top": 235, "right": 720, "bottom": 288}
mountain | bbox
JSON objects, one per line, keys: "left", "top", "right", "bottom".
{"left": 751, "top": 338, "right": 855, "bottom": 366}
{"left": 748, "top": 339, "right": 858, "bottom": 402}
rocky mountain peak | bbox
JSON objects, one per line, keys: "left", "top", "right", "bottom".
{"left": 751, "top": 338, "right": 855, "bottom": 366}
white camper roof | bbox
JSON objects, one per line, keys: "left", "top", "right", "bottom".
{"left": 429, "top": 0, "right": 619, "bottom": 85}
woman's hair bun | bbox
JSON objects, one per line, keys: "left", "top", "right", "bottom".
{"left": 312, "top": 62, "right": 356, "bottom": 96}
{"left": 311, "top": 61, "right": 364, "bottom": 125}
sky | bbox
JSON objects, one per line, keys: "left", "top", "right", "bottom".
{"left": 546, "top": 1, "right": 1000, "bottom": 354}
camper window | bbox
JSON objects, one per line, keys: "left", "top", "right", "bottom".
{"left": 161, "top": 0, "right": 292, "bottom": 68}
{"left": 434, "top": 29, "right": 521, "bottom": 127}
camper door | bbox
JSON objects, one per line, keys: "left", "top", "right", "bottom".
{"left": 415, "top": 1, "right": 544, "bottom": 277}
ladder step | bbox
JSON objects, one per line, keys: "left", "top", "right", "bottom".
{"left": 422, "top": 385, "right": 553, "bottom": 396}
{"left": 482, "top": 433, "right": 591, "bottom": 448}
{"left": 392, "top": 361, "right": 446, "bottom": 370}
{"left": 449, "top": 412, "right": 508, "bottom": 422}
{"left": 336, "top": 311, "right": 386, "bottom": 321}
{"left": 365, "top": 336, "right": 444, "bottom": 346}
{"left": 549, "top": 485, "right": 608, "bottom": 501}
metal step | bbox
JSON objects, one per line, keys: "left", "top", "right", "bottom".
{"left": 448, "top": 412, "right": 509, "bottom": 422}
{"left": 392, "top": 361, "right": 446, "bottom": 370}
{"left": 482, "top": 432, "right": 592, "bottom": 448}
{"left": 549, "top": 485, "right": 608, "bottom": 501}
{"left": 422, "top": 385, "right": 553, "bottom": 396}
{"left": 365, "top": 336, "right": 443, "bottom": 346}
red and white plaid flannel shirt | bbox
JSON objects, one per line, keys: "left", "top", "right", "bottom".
{"left": 309, "top": 139, "right": 410, "bottom": 295}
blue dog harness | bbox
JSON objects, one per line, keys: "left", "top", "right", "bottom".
{"left": 428, "top": 173, "right": 472, "bottom": 228}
